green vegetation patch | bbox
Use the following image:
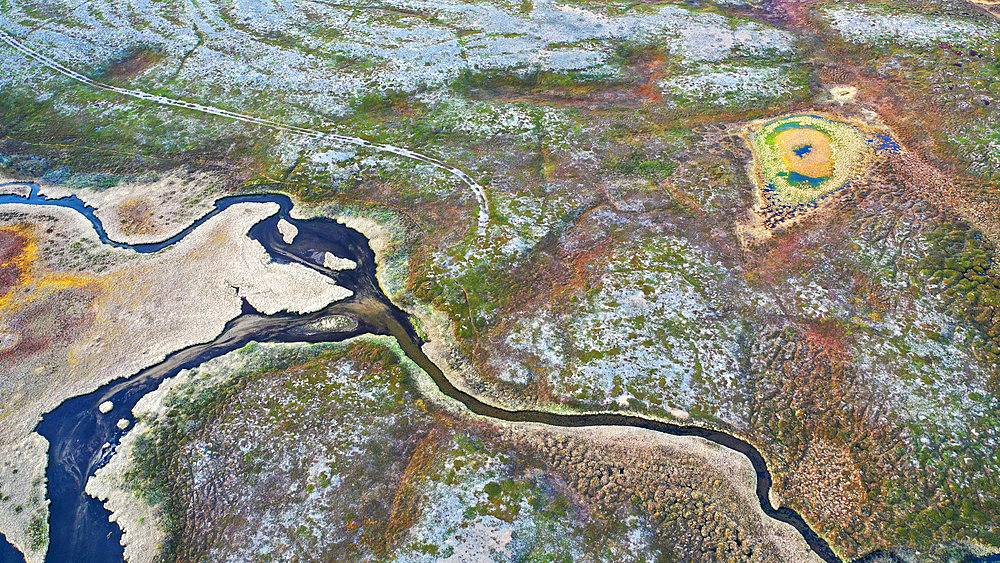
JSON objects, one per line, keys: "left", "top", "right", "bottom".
{"left": 917, "top": 221, "right": 1000, "bottom": 363}
{"left": 951, "top": 123, "right": 1000, "bottom": 181}
{"left": 25, "top": 510, "right": 46, "bottom": 552}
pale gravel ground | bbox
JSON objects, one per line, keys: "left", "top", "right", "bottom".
{"left": 36, "top": 169, "right": 220, "bottom": 244}
{"left": 322, "top": 252, "right": 356, "bottom": 271}
{"left": 0, "top": 178, "right": 31, "bottom": 197}
{"left": 276, "top": 218, "right": 297, "bottom": 244}
{"left": 0, "top": 434, "right": 48, "bottom": 563}
{"left": 0, "top": 201, "right": 350, "bottom": 560}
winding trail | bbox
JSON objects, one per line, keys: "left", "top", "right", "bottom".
{"left": 0, "top": 29, "right": 491, "bottom": 235}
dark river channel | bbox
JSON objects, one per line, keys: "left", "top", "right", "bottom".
{"left": 0, "top": 184, "right": 842, "bottom": 563}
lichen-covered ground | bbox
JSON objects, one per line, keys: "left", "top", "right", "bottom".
{"left": 112, "top": 337, "right": 816, "bottom": 562}
{"left": 2, "top": 0, "right": 1000, "bottom": 561}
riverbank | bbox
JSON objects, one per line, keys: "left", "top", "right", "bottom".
{"left": 86, "top": 332, "right": 822, "bottom": 562}
{"left": 297, "top": 199, "right": 841, "bottom": 562}
{"left": 0, "top": 194, "right": 351, "bottom": 560}
{"left": 29, "top": 169, "right": 220, "bottom": 246}
{"left": 2, "top": 188, "right": 841, "bottom": 562}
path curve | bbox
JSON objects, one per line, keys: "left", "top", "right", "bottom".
{"left": 0, "top": 29, "right": 490, "bottom": 235}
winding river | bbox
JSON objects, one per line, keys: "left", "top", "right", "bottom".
{"left": 0, "top": 184, "right": 840, "bottom": 563}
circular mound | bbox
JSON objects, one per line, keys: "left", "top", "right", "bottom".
{"left": 749, "top": 114, "right": 869, "bottom": 205}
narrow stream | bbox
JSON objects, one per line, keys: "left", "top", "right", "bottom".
{"left": 0, "top": 184, "right": 840, "bottom": 563}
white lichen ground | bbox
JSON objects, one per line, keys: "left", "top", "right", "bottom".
{"left": 660, "top": 63, "right": 798, "bottom": 107}
{"left": 502, "top": 234, "right": 751, "bottom": 422}
{"left": 825, "top": 5, "right": 1000, "bottom": 47}
{"left": 0, "top": 0, "right": 794, "bottom": 115}
{"left": 393, "top": 435, "right": 661, "bottom": 563}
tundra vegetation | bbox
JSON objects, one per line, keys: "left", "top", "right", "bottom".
{"left": 1, "top": 0, "right": 999, "bottom": 561}
{"left": 119, "top": 338, "right": 816, "bottom": 562}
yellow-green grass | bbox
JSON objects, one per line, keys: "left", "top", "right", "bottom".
{"left": 749, "top": 114, "right": 870, "bottom": 205}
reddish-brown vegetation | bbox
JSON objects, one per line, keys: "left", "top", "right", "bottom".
{"left": 100, "top": 48, "right": 164, "bottom": 82}
{"left": 0, "top": 226, "right": 30, "bottom": 299}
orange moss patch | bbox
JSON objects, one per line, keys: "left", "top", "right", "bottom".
{"left": 386, "top": 426, "right": 445, "bottom": 548}
{"left": 0, "top": 225, "right": 101, "bottom": 312}
{"left": 0, "top": 226, "right": 31, "bottom": 299}
{"left": 636, "top": 49, "right": 666, "bottom": 103}
{"left": 747, "top": 233, "right": 817, "bottom": 287}
{"left": 0, "top": 286, "right": 98, "bottom": 362}
{"left": 775, "top": 128, "right": 834, "bottom": 179}
{"left": 795, "top": 439, "right": 866, "bottom": 527}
